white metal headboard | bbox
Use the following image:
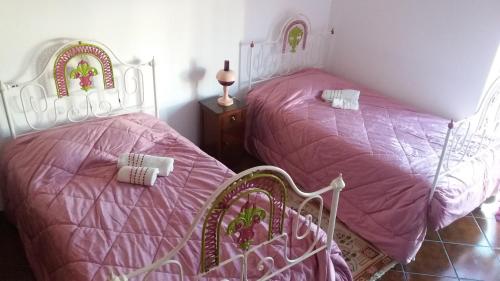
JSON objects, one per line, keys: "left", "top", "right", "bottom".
{"left": 0, "top": 39, "right": 158, "bottom": 139}
{"left": 238, "top": 14, "right": 334, "bottom": 91}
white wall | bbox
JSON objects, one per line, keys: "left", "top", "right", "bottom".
{"left": 0, "top": 0, "right": 245, "bottom": 146}
{"left": 328, "top": 0, "right": 500, "bottom": 120}
{"left": 242, "top": 0, "right": 333, "bottom": 42}
{"left": 0, "top": 0, "right": 332, "bottom": 147}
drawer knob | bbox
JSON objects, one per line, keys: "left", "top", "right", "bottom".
{"left": 230, "top": 115, "right": 236, "bottom": 121}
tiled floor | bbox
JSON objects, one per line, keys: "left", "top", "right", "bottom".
{"left": 1, "top": 155, "right": 499, "bottom": 281}
{"left": 380, "top": 197, "right": 500, "bottom": 281}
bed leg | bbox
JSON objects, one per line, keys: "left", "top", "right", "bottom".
{"left": 326, "top": 174, "right": 345, "bottom": 251}
{"left": 249, "top": 41, "right": 254, "bottom": 90}
{"left": 429, "top": 121, "right": 454, "bottom": 204}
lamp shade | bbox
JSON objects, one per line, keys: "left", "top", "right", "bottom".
{"left": 216, "top": 60, "right": 236, "bottom": 86}
{"left": 216, "top": 60, "right": 236, "bottom": 107}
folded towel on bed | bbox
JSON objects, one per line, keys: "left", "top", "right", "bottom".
{"left": 322, "top": 89, "right": 360, "bottom": 110}
{"left": 117, "top": 166, "right": 159, "bottom": 187}
{"left": 118, "top": 153, "right": 174, "bottom": 177}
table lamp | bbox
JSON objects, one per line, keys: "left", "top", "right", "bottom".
{"left": 216, "top": 60, "right": 236, "bottom": 106}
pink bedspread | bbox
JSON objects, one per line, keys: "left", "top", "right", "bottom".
{"left": 0, "top": 113, "right": 351, "bottom": 281}
{"left": 245, "top": 69, "right": 500, "bottom": 263}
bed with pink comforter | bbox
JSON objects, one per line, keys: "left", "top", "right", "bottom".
{"left": 0, "top": 113, "right": 351, "bottom": 281}
{"left": 245, "top": 69, "right": 500, "bottom": 263}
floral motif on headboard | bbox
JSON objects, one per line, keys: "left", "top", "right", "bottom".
{"left": 282, "top": 19, "right": 309, "bottom": 53}
{"left": 199, "top": 171, "right": 287, "bottom": 273}
{"left": 53, "top": 42, "right": 115, "bottom": 97}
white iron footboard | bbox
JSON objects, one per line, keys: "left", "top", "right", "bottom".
{"left": 108, "top": 166, "right": 345, "bottom": 281}
{"left": 429, "top": 75, "right": 500, "bottom": 202}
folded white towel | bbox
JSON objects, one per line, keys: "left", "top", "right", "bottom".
{"left": 118, "top": 153, "right": 174, "bottom": 177}
{"left": 322, "top": 89, "right": 360, "bottom": 110}
{"left": 117, "top": 166, "right": 159, "bottom": 187}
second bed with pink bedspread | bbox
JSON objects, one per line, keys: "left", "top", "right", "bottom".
{"left": 0, "top": 113, "right": 351, "bottom": 281}
{"left": 245, "top": 69, "right": 500, "bottom": 263}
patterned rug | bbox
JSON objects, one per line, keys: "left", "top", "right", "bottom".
{"left": 287, "top": 189, "right": 396, "bottom": 281}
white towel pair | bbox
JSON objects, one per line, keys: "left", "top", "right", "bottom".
{"left": 322, "top": 89, "right": 360, "bottom": 110}
{"left": 117, "top": 166, "right": 159, "bottom": 187}
{"left": 116, "top": 153, "right": 175, "bottom": 187}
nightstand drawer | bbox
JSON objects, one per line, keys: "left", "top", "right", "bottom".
{"left": 222, "top": 134, "right": 245, "bottom": 160}
{"left": 222, "top": 111, "right": 245, "bottom": 130}
{"left": 199, "top": 96, "right": 247, "bottom": 165}
{"left": 222, "top": 133, "right": 244, "bottom": 147}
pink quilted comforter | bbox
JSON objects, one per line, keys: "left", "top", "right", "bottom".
{"left": 245, "top": 69, "right": 500, "bottom": 263}
{"left": 0, "top": 113, "right": 351, "bottom": 281}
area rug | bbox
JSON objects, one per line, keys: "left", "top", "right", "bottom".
{"left": 287, "top": 189, "right": 396, "bottom": 281}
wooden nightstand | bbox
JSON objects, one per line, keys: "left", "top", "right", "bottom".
{"left": 200, "top": 96, "right": 247, "bottom": 165}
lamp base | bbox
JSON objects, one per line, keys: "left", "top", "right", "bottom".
{"left": 217, "top": 96, "right": 234, "bottom": 107}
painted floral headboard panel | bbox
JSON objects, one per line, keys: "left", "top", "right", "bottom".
{"left": 54, "top": 42, "right": 115, "bottom": 97}
{"left": 282, "top": 18, "right": 309, "bottom": 54}
{"left": 200, "top": 170, "right": 287, "bottom": 273}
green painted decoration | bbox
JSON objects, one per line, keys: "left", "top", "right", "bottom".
{"left": 70, "top": 60, "right": 99, "bottom": 91}
{"left": 288, "top": 26, "right": 304, "bottom": 53}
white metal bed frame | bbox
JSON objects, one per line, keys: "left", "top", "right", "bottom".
{"left": 239, "top": 14, "right": 500, "bottom": 205}
{"left": 110, "top": 166, "right": 345, "bottom": 281}
{"left": 0, "top": 39, "right": 159, "bottom": 139}
{"left": 0, "top": 39, "right": 347, "bottom": 280}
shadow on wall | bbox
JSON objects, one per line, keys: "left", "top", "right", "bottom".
{"left": 482, "top": 43, "right": 500, "bottom": 98}
{"left": 183, "top": 60, "right": 206, "bottom": 101}
{"left": 473, "top": 43, "right": 500, "bottom": 120}
{"left": 166, "top": 60, "right": 207, "bottom": 144}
